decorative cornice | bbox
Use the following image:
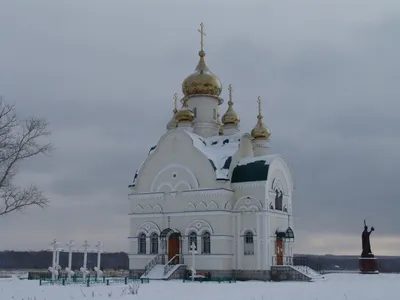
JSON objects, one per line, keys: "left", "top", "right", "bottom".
{"left": 129, "top": 188, "right": 233, "bottom": 201}
{"left": 129, "top": 192, "right": 164, "bottom": 201}
{"left": 129, "top": 210, "right": 233, "bottom": 217}
{"left": 181, "top": 188, "right": 233, "bottom": 197}
{"left": 232, "top": 181, "right": 266, "bottom": 189}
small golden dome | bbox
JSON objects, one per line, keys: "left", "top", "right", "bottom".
{"left": 221, "top": 84, "right": 240, "bottom": 126}
{"left": 251, "top": 96, "right": 271, "bottom": 140}
{"left": 182, "top": 51, "right": 222, "bottom": 97}
{"left": 175, "top": 96, "right": 195, "bottom": 123}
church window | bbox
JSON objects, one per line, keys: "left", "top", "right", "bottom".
{"left": 275, "top": 189, "right": 283, "bottom": 211}
{"left": 213, "top": 109, "right": 216, "bottom": 120}
{"left": 202, "top": 232, "right": 211, "bottom": 254}
{"left": 193, "top": 107, "right": 197, "bottom": 118}
{"left": 150, "top": 233, "right": 159, "bottom": 254}
{"left": 188, "top": 232, "right": 197, "bottom": 251}
{"left": 244, "top": 231, "right": 254, "bottom": 255}
{"left": 138, "top": 233, "right": 146, "bottom": 254}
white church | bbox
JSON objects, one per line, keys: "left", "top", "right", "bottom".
{"left": 128, "top": 24, "right": 295, "bottom": 281}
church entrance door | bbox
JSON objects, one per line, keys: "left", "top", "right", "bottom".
{"left": 276, "top": 238, "right": 283, "bottom": 265}
{"left": 168, "top": 233, "right": 180, "bottom": 264}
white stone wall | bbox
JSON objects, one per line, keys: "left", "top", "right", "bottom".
{"left": 127, "top": 131, "right": 295, "bottom": 273}
{"left": 129, "top": 212, "right": 235, "bottom": 270}
{"left": 187, "top": 96, "right": 219, "bottom": 137}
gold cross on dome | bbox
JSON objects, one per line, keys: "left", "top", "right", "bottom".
{"left": 257, "top": 96, "right": 262, "bottom": 115}
{"left": 228, "top": 84, "right": 233, "bottom": 105}
{"left": 198, "top": 23, "right": 206, "bottom": 52}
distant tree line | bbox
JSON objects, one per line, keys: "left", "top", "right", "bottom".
{"left": 0, "top": 252, "right": 399, "bottom": 273}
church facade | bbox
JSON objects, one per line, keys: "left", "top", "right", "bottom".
{"left": 128, "top": 24, "right": 295, "bottom": 280}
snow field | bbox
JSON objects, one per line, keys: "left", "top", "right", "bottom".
{"left": 0, "top": 273, "right": 398, "bottom": 300}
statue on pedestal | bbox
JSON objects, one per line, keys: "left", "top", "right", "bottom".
{"left": 361, "top": 219, "right": 375, "bottom": 258}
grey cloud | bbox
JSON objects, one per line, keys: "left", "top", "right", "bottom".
{"left": 0, "top": 0, "right": 399, "bottom": 254}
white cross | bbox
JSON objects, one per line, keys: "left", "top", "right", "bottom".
{"left": 189, "top": 242, "right": 197, "bottom": 281}
{"left": 189, "top": 242, "right": 197, "bottom": 254}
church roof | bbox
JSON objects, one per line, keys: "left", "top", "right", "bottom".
{"left": 129, "top": 145, "right": 157, "bottom": 187}
{"left": 129, "top": 131, "right": 241, "bottom": 187}
{"left": 186, "top": 131, "right": 240, "bottom": 180}
{"left": 231, "top": 155, "right": 275, "bottom": 183}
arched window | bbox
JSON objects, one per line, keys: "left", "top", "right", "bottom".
{"left": 193, "top": 107, "right": 197, "bottom": 118}
{"left": 138, "top": 233, "right": 146, "bottom": 254}
{"left": 275, "top": 189, "right": 283, "bottom": 211}
{"left": 150, "top": 233, "right": 159, "bottom": 254}
{"left": 202, "top": 232, "right": 211, "bottom": 254}
{"left": 188, "top": 232, "right": 197, "bottom": 251}
{"left": 213, "top": 108, "right": 217, "bottom": 120}
{"left": 244, "top": 231, "right": 254, "bottom": 255}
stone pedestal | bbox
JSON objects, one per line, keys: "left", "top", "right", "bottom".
{"left": 359, "top": 257, "right": 379, "bottom": 274}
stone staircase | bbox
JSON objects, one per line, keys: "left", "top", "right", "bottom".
{"left": 271, "top": 265, "right": 324, "bottom": 282}
{"left": 140, "top": 254, "right": 186, "bottom": 280}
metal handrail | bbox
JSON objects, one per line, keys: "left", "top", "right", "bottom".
{"left": 272, "top": 255, "right": 294, "bottom": 266}
{"left": 163, "top": 254, "right": 180, "bottom": 275}
{"left": 143, "top": 254, "right": 163, "bottom": 277}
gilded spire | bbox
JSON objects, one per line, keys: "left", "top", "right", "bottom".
{"left": 251, "top": 96, "right": 271, "bottom": 140}
{"left": 221, "top": 84, "right": 240, "bottom": 126}
{"left": 182, "top": 23, "right": 222, "bottom": 98}
{"left": 175, "top": 96, "right": 194, "bottom": 123}
{"left": 167, "top": 93, "right": 179, "bottom": 130}
{"left": 228, "top": 84, "right": 233, "bottom": 106}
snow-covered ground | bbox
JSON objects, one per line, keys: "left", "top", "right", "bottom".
{"left": 0, "top": 273, "right": 398, "bottom": 300}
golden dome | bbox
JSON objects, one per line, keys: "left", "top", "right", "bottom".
{"left": 221, "top": 84, "right": 240, "bottom": 126}
{"left": 251, "top": 96, "right": 271, "bottom": 140}
{"left": 182, "top": 51, "right": 222, "bottom": 97}
{"left": 182, "top": 24, "right": 222, "bottom": 98}
{"left": 175, "top": 96, "right": 195, "bottom": 123}
{"left": 166, "top": 93, "right": 179, "bottom": 130}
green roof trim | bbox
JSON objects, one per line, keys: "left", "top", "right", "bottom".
{"left": 231, "top": 160, "right": 270, "bottom": 183}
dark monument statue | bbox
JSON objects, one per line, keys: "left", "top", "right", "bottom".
{"left": 359, "top": 219, "right": 378, "bottom": 274}
{"left": 361, "top": 220, "right": 374, "bottom": 257}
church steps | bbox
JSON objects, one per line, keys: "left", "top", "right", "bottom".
{"left": 271, "top": 265, "right": 324, "bottom": 282}
{"left": 140, "top": 264, "right": 186, "bottom": 280}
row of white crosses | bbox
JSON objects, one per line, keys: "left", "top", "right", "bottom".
{"left": 48, "top": 239, "right": 104, "bottom": 281}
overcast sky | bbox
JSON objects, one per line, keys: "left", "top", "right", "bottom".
{"left": 0, "top": 0, "right": 399, "bottom": 255}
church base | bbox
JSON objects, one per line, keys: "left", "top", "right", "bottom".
{"left": 129, "top": 268, "right": 271, "bottom": 281}
{"left": 359, "top": 257, "right": 379, "bottom": 274}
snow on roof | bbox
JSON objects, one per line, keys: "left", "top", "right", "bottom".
{"left": 130, "top": 131, "right": 242, "bottom": 187}
{"left": 237, "top": 155, "right": 276, "bottom": 167}
{"left": 130, "top": 145, "right": 157, "bottom": 187}
{"left": 185, "top": 131, "right": 241, "bottom": 180}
